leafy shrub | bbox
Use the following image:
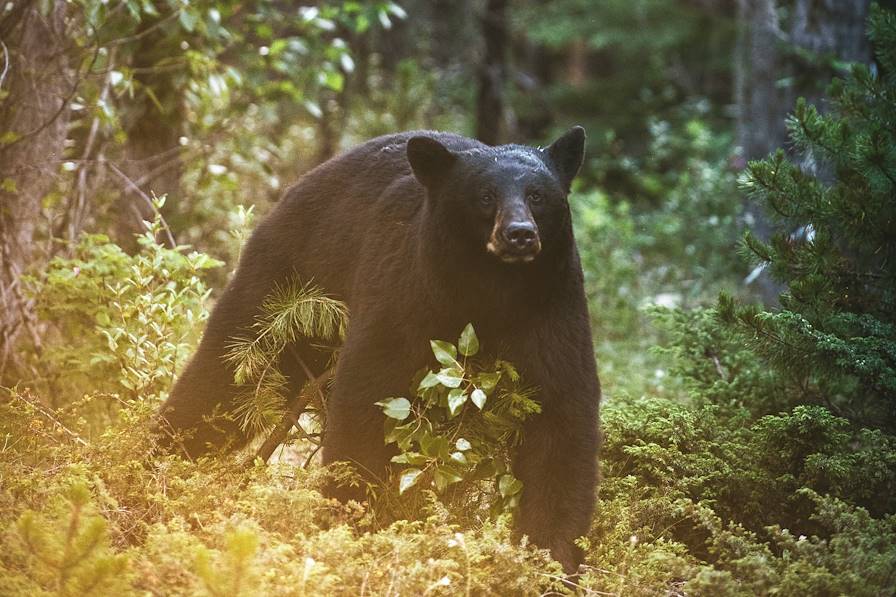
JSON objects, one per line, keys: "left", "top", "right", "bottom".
{"left": 28, "top": 200, "right": 221, "bottom": 405}
{"left": 588, "top": 394, "right": 896, "bottom": 596}
{"left": 378, "top": 324, "right": 540, "bottom": 517}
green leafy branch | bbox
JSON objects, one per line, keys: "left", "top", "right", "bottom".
{"left": 377, "top": 324, "right": 540, "bottom": 517}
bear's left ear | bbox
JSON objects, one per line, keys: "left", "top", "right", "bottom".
{"left": 407, "top": 136, "right": 457, "bottom": 189}
{"left": 543, "top": 126, "right": 586, "bottom": 191}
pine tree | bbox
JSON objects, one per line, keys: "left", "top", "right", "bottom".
{"left": 722, "top": 4, "right": 896, "bottom": 429}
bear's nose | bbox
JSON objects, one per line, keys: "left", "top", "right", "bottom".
{"left": 503, "top": 222, "right": 538, "bottom": 250}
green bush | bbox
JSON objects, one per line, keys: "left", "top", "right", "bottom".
{"left": 27, "top": 200, "right": 221, "bottom": 405}
{"left": 721, "top": 5, "right": 896, "bottom": 431}
{"left": 378, "top": 324, "right": 539, "bottom": 519}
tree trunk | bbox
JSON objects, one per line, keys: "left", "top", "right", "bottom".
{"left": 117, "top": 13, "right": 187, "bottom": 249}
{"left": 431, "top": 0, "right": 472, "bottom": 71}
{"left": 0, "top": 1, "right": 71, "bottom": 379}
{"left": 735, "top": 0, "right": 788, "bottom": 164}
{"left": 475, "top": 0, "right": 508, "bottom": 145}
{"left": 788, "top": 0, "right": 871, "bottom": 121}
{"left": 736, "top": 0, "right": 872, "bottom": 165}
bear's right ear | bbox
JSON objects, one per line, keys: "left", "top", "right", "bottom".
{"left": 544, "top": 126, "right": 586, "bottom": 192}
{"left": 407, "top": 136, "right": 457, "bottom": 189}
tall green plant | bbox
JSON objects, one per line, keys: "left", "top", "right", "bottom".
{"left": 719, "top": 5, "right": 896, "bottom": 429}
{"left": 30, "top": 198, "right": 221, "bottom": 403}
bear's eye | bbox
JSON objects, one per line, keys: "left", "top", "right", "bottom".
{"left": 479, "top": 191, "right": 495, "bottom": 207}
{"left": 527, "top": 192, "right": 543, "bottom": 205}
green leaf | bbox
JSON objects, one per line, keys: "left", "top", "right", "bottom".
{"left": 179, "top": 9, "right": 197, "bottom": 32}
{"left": 376, "top": 397, "right": 411, "bottom": 420}
{"left": 436, "top": 368, "right": 464, "bottom": 388}
{"left": 450, "top": 451, "right": 467, "bottom": 465}
{"left": 472, "top": 458, "right": 497, "bottom": 481}
{"left": 499, "top": 474, "right": 523, "bottom": 498}
{"left": 475, "top": 372, "right": 501, "bottom": 392}
{"left": 447, "top": 388, "right": 467, "bottom": 416}
{"left": 391, "top": 452, "right": 428, "bottom": 466}
{"left": 471, "top": 388, "right": 487, "bottom": 409}
{"left": 420, "top": 434, "right": 449, "bottom": 459}
{"left": 320, "top": 69, "right": 344, "bottom": 92}
{"left": 399, "top": 468, "right": 422, "bottom": 494}
{"left": 458, "top": 323, "right": 479, "bottom": 356}
{"left": 385, "top": 422, "right": 418, "bottom": 451}
{"left": 378, "top": 9, "right": 392, "bottom": 29}
{"left": 388, "top": 2, "right": 408, "bottom": 19}
{"left": 418, "top": 370, "right": 441, "bottom": 391}
{"left": 303, "top": 100, "right": 323, "bottom": 119}
{"left": 434, "top": 466, "right": 464, "bottom": 492}
{"left": 430, "top": 340, "right": 458, "bottom": 366}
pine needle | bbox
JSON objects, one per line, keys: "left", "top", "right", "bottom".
{"left": 224, "top": 279, "right": 348, "bottom": 435}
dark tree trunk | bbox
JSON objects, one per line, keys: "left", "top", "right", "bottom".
{"left": 0, "top": 0, "right": 71, "bottom": 379}
{"left": 118, "top": 11, "right": 187, "bottom": 248}
{"left": 736, "top": 0, "right": 872, "bottom": 166}
{"left": 787, "top": 0, "right": 871, "bottom": 117}
{"left": 511, "top": 34, "right": 555, "bottom": 142}
{"left": 431, "top": 0, "right": 476, "bottom": 72}
{"left": 735, "top": 0, "right": 788, "bottom": 164}
{"left": 475, "top": 0, "right": 508, "bottom": 145}
{"left": 428, "top": 0, "right": 475, "bottom": 127}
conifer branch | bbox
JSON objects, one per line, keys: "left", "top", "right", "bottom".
{"left": 255, "top": 366, "right": 333, "bottom": 463}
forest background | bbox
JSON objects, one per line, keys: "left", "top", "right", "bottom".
{"left": 1, "top": 0, "right": 895, "bottom": 594}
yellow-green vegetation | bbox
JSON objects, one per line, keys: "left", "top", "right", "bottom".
{"left": 0, "top": 395, "right": 564, "bottom": 595}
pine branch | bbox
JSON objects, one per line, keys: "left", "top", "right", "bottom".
{"left": 224, "top": 278, "right": 347, "bottom": 437}
{"left": 224, "top": 280, "right": 347, "bottom": 385}
{"left": 255, "top": 366, "right": 333, "bottom": 464}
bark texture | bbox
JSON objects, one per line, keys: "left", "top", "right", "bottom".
{"left": 0, "top": 1, "right": 71, "bottom": 378}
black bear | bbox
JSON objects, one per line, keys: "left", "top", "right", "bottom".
{"left": 159, "top": 128, "right": 601, "bottom": 573}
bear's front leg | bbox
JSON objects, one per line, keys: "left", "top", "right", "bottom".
{"left": 508, "top": 318, "right": 601, "bottom": 574}
{"left": 321, "top": 321, "right": 425, "bottom": 502}
{"left": 514, "top": 410, "right": 599, "bottom": 573}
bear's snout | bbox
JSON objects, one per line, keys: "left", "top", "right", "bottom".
{"left": 487, "top": 215, "right": 542, "bottom": 263}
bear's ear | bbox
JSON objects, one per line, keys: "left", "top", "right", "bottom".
{"left": 543, "top": 126, "right": 586, "bottom": 191}
{"left": 407, "top": 136, "right": 457, "bottom": 189}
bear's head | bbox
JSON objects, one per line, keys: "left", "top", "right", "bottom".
{"left": 407, "top": 127, "right": 586, "bottom": 265}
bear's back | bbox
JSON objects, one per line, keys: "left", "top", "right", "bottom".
{"left": 279, "top": 130, "right": 483, "bottom": 223}
{"left": 257, "top": 131, "right": 486, "bottom": 302}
